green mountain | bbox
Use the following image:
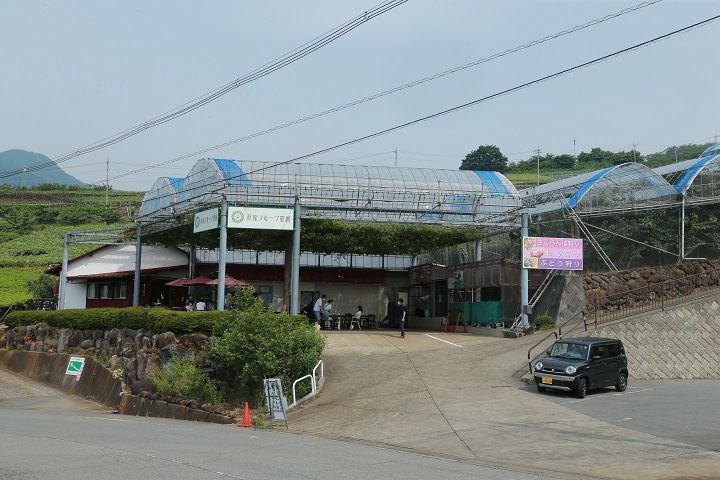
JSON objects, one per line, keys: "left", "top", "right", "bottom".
{"left": 0, "top": 149, "right": 89, "bottom": 188}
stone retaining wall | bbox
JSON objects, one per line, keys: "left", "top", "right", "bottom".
{"left": 585, "top": 259, "right": 720, "bottom": 312}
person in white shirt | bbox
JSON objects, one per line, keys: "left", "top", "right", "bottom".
{"left": 313, "top": 294, "right": 326, "bottom": 327}
{"left": 351, "top": 305, "right": 363, "bottom": 330}
{"left": 195, "top": 299, "right": 206, "bottom": 311}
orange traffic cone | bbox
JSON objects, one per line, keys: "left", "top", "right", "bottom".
{"left": 240, "top": 402, "right": 252, "bottom": 428}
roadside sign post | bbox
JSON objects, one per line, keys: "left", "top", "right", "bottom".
{"left": 66, "top": 357, "right": 86, "bottom": 382}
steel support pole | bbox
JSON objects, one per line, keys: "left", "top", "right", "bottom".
{"left": 133, "top": 225, "right": 142, "bottom": 306}
{"left": 217, "top": 200, "right": 228, "bottom": 311}
{"left": 58, "top": 233, "right": 69, "bottom": 310}
{"left": 290, "top": 199, "right": 301, "bottom": 315}
{"left": 520, "top": 213, "right": 529, "bottom": 327}
{"left": 679, "top": 197, "right": 686, "bottom": 263}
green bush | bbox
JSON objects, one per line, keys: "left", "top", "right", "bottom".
{"left": 533, "top": 315, "right": 555, "bottom": 330}
{"left": 154, "top": 355, "right": 221, "bottom": 404}
{"left": 205, "top": 297, "right": 326, "bottom": 392}
{"left": 4, "top": 307, "right": 228, "bottom": 334}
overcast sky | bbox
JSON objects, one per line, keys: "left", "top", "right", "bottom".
{"left": 1, "top": 0, "right": 718, "bottom": 191}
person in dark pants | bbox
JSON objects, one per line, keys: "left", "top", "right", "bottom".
{"left": 397, "top": 298, "right": 407, "bottom": 338}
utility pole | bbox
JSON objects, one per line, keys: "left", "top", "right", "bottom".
{"left": 632, "top": 143, "right": 637, "bottom": 163}
{"left": 106, "top": 158, "right": 109, "bottom": 206}
{"left": 536, "top": 147, "right": 541, "bottom": 186}
{"left": 674, "top": 146, "right": 678, "bottom": 163}
{"left": 394, "top": 148, "right": 398, "bottom": 168}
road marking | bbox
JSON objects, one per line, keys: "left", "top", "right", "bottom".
{"left": 85, "top": 416, "right": 153, "bottom": 424}
{"left": 424, "top": 334, "right": 463, "bottom": 348}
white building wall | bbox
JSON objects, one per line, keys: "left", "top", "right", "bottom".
{"left": 64, "top": 281, "right": 87, "bottom": 309}
{"left": 67, "top": 245, "right": 187, "bottom": 277}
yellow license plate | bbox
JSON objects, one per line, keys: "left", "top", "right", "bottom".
{"left": 541, "top": 377, "right": 553, "bottom": 385}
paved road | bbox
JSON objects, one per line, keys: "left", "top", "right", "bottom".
{"left": 289, "top": 331, "right": 720, "bottom": 480}
{"left": 524, "top": 379, "right": 720, "bottom": 452}
{"left": 0, "top": 368, "right": 575, "bottom": 480}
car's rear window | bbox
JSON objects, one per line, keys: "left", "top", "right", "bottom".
{"left": 607, "top": 343, "right": 621, "bottom": 357}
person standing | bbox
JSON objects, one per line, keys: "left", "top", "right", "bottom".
{"left": 397, "top": 298, "right": 407, "bottom": 338}
{"left": 323, "top": 299, "right": 334, "bottom": 330}
{"left": 313, "top": 294, "right": 326, "bottom": 328}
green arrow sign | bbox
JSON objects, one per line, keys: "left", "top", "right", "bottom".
{"left": 66, "top": 357, "right": 85, "bottom": 376}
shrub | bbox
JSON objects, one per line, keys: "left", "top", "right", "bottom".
{"left": 154, "top": 355, "right": 220, "bottom": 404}
{"left": 534, "top": 315, "right": 555, "bottom": 330}
{"left": 205, "top": 299, "right": 326, "bottom": 392}
{"left": 4, "top": 307, "right": 227, "bottom": 334}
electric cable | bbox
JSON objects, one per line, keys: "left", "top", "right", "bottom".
{"left": 98, "top": 0, "right": 664, "bottom": 184}
{"left": 136, "top": 12, "right": 720, "bottom": 218}
{"left": 0, "top": 0, "right": 408, "bottom": 179}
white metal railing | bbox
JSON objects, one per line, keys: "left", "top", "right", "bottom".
{"left": 289, "top": 359, "right": 324, "bottom": 408}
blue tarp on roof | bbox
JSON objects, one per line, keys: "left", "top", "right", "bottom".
{"left": 168, "top": 177, "right": 184, "bottom": 192}
{"left": 673, "top": 154, "right": 719, "bottom": 194}
{"left": 563, "top": 165, "right": 618, "bottom": 208}
{"left": 212, "top": 159, "right": 250, "bottom": 186}
{"left": 473, "top": 171, "right": 512, "bottom": 197}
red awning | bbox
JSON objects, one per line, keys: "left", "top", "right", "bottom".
{"left": 165, "top": 277, "right": 190, "bottom": 287}
{"left": 183, "top": 275, "right": 213, "bottom": 286}
{"left": 205, "top": 275, "right": 254, "bottom": 288}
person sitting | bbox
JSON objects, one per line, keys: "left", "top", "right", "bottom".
{"left": 351, "top": 306, "right": 363, "bottom": 330}
{"left": 195, "top": 299, "right": 206, "bottom": 311}
{"left": 185, "top": 302, "right": 194, "bottom": 312}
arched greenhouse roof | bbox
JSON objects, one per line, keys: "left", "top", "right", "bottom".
{"left": 138, "top": 177, "right": 185, "bottom": 218}
{"left": 520, "top": 162, "right": 678, "bottom": 216}
{"left": 137, "top": 158, "right": 522, "bottom": 227}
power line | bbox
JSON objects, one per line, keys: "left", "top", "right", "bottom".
{"left": 244, "top": 14, "right": 720, "bottom": 175}
{"left": 0, "top": 0, "right": 408, "bottom": 180}
{"left": 139, "top": 13, "right": 720, "bottom": 214}
{"left": 98, "top": 0, "right": 664, "bottom": 184}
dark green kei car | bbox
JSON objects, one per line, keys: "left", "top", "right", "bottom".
{"left": 533, "top": 337, "right": 629, "bottom": 399}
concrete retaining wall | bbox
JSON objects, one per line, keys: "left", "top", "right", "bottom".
{"left": 577, "top": 299, "right": 720, "bottom": 379}
{"left": 0, "top": 351, "right": 121, "bottom": 408}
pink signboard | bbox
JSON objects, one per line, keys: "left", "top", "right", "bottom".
{"left": 522, "top": 236, "right": 583, "bottom": 270}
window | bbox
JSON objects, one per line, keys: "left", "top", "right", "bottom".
{"left": 87, "top": 281, "right": 128, "bottom": 300}
{"left": 607, "top": 343, "right": 621, "bottom": 357}
{"left": 590, "top": 345, "right": 607, "bottom": 359}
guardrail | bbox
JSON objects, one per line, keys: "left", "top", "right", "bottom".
{"left": 593, "top": 267, "right": 720, "bottom": 325}
{"left": 289, "top": 359, "right": 324, "bottom": 409}
{"left": 526, "top": 310, "right": 586, "bottom": 375}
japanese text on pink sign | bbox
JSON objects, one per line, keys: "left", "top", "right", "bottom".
{"left": 522, "top": 236, "right": 583, "bottom": 270}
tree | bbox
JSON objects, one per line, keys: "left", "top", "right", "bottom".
{"left": 25, "top": 273, "right": 56, "bottom": 298}
{"left": 460, "top": 145, "right": 508, "bottom": 173}
{"left": 553, "top": 154, "right": 576, "bottom": 170}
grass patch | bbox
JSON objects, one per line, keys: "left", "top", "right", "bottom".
{"left": 0, "top": 266, "right": 46, "bottom": 305}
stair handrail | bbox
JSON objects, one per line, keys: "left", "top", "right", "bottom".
{"left": 510, "top": 269, "right": 560, "bottom": 332}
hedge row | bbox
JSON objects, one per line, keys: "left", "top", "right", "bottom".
{"left": 3, "top": 307, "right": 229, "bottom": 334}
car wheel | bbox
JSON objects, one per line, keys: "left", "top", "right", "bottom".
{"left": 575, "top": 378, "right": 587, "bottom": 399}
{"left": 616, "top": 373, "right": 628, "bottom": 392}
{"left": 537, "top": 384, "right": 546, "bottom": 393}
